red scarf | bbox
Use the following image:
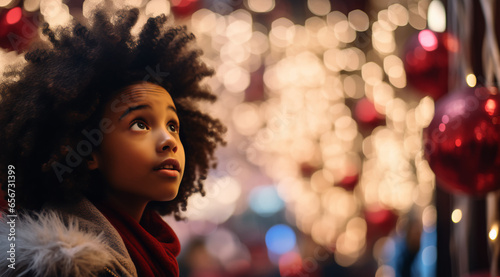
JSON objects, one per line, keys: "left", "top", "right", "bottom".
{"left": 96, "top": 202, "right": 181, "bottom": 277}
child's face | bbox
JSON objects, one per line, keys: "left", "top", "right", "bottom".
{"left": 90, "top": 82, "right": 185, "bottom": 203}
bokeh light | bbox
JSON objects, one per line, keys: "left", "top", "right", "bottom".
{"left": 24, "top": 0, "right": 41, "bottom": 12}
{"left": 0, "top": 0, "right": 14, "bottom": 8}
{"left": 6, "top": 7, "right": 22, "bottom": 25}
{"left": 248, "top": 185, "right": 284, "bottom": 217}
{"left": 489, "top": 223, "right": 499, "bottom": 241}
{"left": 247, "top": 0, "right": 274, "bottom": 13}
{"left": 266, "top": 224, "right": 297, "bottom": 255}
{"left": 427, "top": 0, "right": 446, "bottom": 32}
{"left": 278, "top": 251, "right": 302, "bottom": 276}
{"left": 307, "top": 0, "right": 331, "bottom": 16}
{"left": 451, "top": 209, "right": 462, "bottom": 223}
{"left": 145, "top": 0, "right": 171, "bottom": 17}
{"left": 418, "top": 29, "right": 438, "bottom": 51}
{"left": 466, "top": 73, "right": 477, "bottom": 87}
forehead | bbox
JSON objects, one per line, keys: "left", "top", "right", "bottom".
{"left": 114, "top": 82, "right": 175, "bottom": 106}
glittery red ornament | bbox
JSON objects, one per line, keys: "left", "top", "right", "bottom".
{"left": 404, "top": 30, "right": 458, "bottom": 100}
{"left": 423, "top": 86, "right": 500, "bottom": 195}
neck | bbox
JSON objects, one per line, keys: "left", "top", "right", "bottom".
{"left": 105, "top": 193, "right": 148, "bottom": 222}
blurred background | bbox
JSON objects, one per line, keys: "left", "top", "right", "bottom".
{"left": 2, "top": 0, "right": 498, "bottom": 276}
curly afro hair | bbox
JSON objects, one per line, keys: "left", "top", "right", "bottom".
{"left": 0, "top": 8, "right": 226, "bottom": 219}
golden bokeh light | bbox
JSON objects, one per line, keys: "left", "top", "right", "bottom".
{"left": 144, "top": 0, "right": 170, "bottom": 17}
{"left": 23, "top": 0, "right": 40, "bottom": 12}
{"left": 348, "top": 9, "right": 369, "bottom": 31}
{"left": 247, "top": 0, "right": 275, "bottom": 13}
{"left": 0, "top": 0, "right": 14, "bottom": 7}
{"left": 388, "top": 3, "right": 409, "bottom": 27}
{"left": 451, "top": 209, "right": 462, "bottom": 223}
{"left": 334, "top": 20, "right": 356, "bottom": 43}
{"left": 489, "top": 223, "right": 499, "bottom": 241}
{"left": 427, "top": 0, "right": 446, "bottom": 32}
{"left": 307, "top": 0, "right": 331, "bottom": 16}
{"left": 466, "top": 73, "right": 477, "bottom": 87}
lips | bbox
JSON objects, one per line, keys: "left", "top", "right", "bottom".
{"left": 154, "top": 158, "right": 181, "bottom": 172}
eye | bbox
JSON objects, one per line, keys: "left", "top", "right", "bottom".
{"left": 167, "top": 122, "right": 179, "bottom": 133}
{"left": 130, "top": 120, "right": 149, "bottom": 131}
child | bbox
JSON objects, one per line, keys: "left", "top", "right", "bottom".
{"left": 0, "top": 7, "right": 225, "bottom": 277}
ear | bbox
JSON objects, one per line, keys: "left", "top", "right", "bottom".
{"left": 87, "top": 152, "right": 99, "bottom": 170}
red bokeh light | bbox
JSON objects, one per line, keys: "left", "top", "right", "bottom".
{"left": 355, "top": 98, "right": 379, "bottom": 123}
{"left": 485, "top": 99, "right": 496, "bottom": 116}
{"left": 6, "top": 7, "right": 22, "bottom": 25}
{"left": 278, "top": 251, "right": 303, "bottom": 276}
{"left": 0, "top": 7, "right": 40, "bottom": 52}
{"left": 418, "top": 29, "right": 438, "bottom": 51}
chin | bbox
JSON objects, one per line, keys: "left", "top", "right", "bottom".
{"left": 153, "top": 192, "right": 179, "bottom": 202}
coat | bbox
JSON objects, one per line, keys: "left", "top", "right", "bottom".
{"left": 0, "top": 197, "right": 138, "bottom": 277}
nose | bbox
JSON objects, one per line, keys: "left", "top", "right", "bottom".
{"left": 157, "top": 129, "right": 178, "bottom": 153}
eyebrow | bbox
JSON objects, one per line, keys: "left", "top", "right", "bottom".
{"left": 167, "top": 105, "right": 177, "bottom": 114}
{"left": 119, "top": 104, "right": 178, "bottom": 120}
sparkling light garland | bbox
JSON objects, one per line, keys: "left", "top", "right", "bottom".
{"left": 183, "top": 0, "right": 436, "bottom": 268}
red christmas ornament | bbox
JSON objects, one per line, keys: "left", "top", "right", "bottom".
{"left": 423, "top": 86, "right": 500, "bottom": 195}
{"left": 403, "top": 30, "right": 458, "bottom": 100}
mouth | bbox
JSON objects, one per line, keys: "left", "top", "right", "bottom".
{"left": 154, "top": 158, "right": 181, "bottom": 172}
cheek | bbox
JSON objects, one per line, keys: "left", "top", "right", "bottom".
{"left": 98, "top": 135, "right": 150, "bottom": 176}
{"left": 97, "top": 149, "right": 148, "bottom": 192}
{"left": 178, "top": 143, "right": 186, "bottom": 166}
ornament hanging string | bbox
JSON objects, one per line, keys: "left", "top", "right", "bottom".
{"left": 480, "top": 0, "right": 500, "bottom": 87}
{"left": 449, "top": 0, "right": 473, "bottom": 88}
{"left": 477, "top": 2, "right": 500, "bottom": 276}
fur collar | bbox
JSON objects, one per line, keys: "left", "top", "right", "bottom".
{"left": 0, "top": 197, "right": 137, "bottom": 277}
{"left": 0, "top": 210, "right": 116, "bottom": 277}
